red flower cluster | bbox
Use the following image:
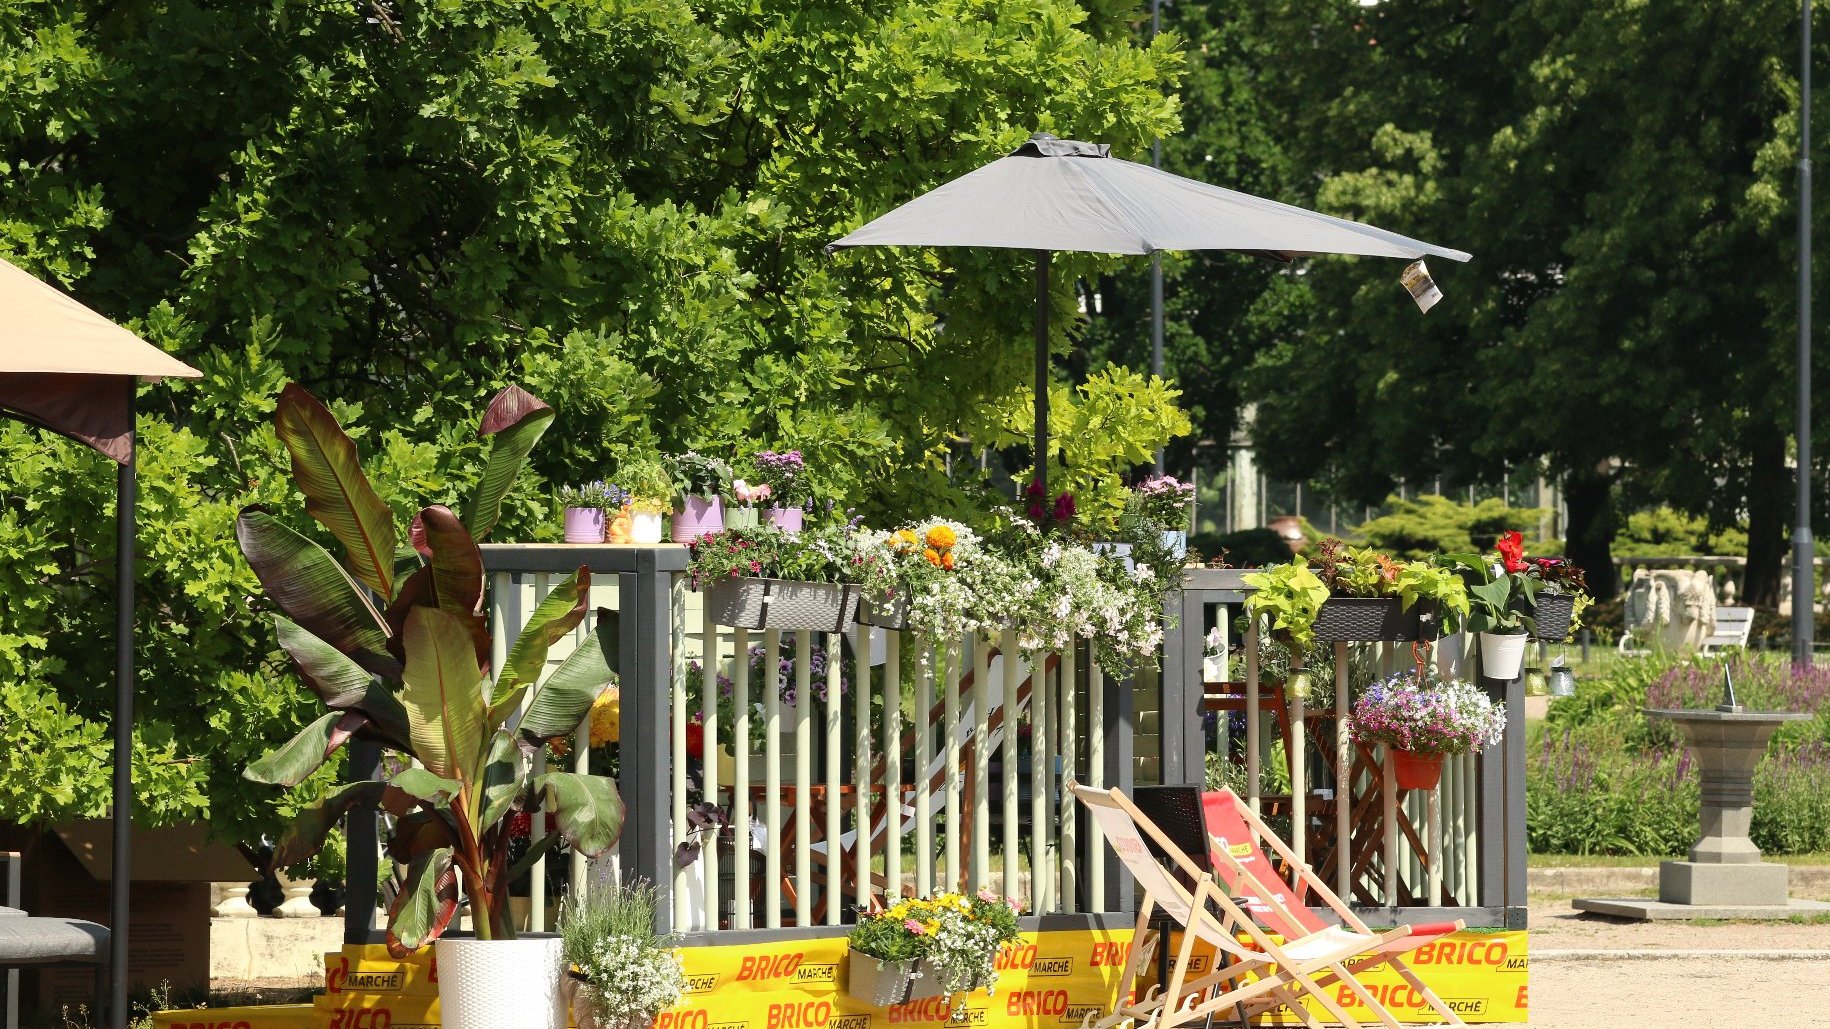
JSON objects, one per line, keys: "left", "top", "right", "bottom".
{"left": 1025, "top": 478, "right": 1076, "bottom": 523}
{"left": 1496, "top": 530, "right": 1527, "bottom": 573}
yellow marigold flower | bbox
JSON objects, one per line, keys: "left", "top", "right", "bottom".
{"left": 923, "top": 547, "right": 942, "bottom": 567}
{"left": 894, "top": 529, "right": 919, "bottom": 549}
{"left": 588, "top": 688, "right": 621, "bottom": 746}
{"left": 924, "top": 525, "right": 957, "bottom": 550}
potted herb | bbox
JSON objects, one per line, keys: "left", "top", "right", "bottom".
{"left": 1442, "top": 538, "right": 1541, "bottom": 680}
{"left": 846, "top": 890, "right": 1021, "bottom": 1011}
{"left": 667, "top": 452, "right": 732, "bottom": 543}
{"left": 558, "top": 481, "right": 620, "bottom": 543}
{"left": 617, "top": 455, "right": 672, "bottom": 544}
{"left": 1312, "top": 539, "right": 1416, "bottom": 641}
{"left": 558, "top": 881, "right": 686, "bottom": 1029}
{"left": 752, "top": 449, "right": 810, "bottom": 534}
{"left": 1351, "top": 669, "right": 1506, "bottom": 789}
{"left": 688, "top": 525, "right": 860, "bottom": 631}
{"left": 238, "top": 384, "right": 621, "bottom": 1029}
{"left": 1127, "top": 475, "right": 1196, "bottom": 559}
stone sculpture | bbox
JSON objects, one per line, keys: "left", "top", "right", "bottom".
{"left": 1624, "top": 567, "right": 1718, "bottom": 651}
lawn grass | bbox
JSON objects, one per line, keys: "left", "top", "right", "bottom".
{"left": 1530, "top": 852, "right": 1830, "bottom": 867}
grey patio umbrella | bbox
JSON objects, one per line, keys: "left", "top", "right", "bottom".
{"left": 829, "top": 133, "right": 1472, "bottom": 503}
{"left": 0, "top": 257, "right": 200, "bottom": 1029}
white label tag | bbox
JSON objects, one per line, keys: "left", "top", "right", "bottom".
{"left": 1402, "top": 258, "right": 1443, "bottom": 313}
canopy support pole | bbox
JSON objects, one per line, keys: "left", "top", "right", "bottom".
{"left": 1035, "top": 249, "right": 1051, "bottom": 510}
{"left": 111, "top": 382, "right": 133, "bottom": 1029}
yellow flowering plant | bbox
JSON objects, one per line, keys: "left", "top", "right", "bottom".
{"left": 848, "top": 889, "right": 1022, "bottom": 998}
{"left": 855, "top": 519, "right": 987, "bottom": 644}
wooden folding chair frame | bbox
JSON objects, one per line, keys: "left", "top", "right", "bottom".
{"left": 1073, "top": 783, "right": 1405, "bottom": 1029}
{"left": 1203, "top": 788, "right": 1469, "bottom": 1027}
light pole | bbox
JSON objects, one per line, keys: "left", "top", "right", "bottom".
{"left": 1150, "top": 0, "right": 1166, "bottom": 474}
{"left": 1796, "top": 0, "right": 1816, "bottom": 665}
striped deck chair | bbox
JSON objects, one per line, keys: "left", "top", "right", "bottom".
{"left": 1072, "top": 784, "right": 1387, "bottom": 1029}
{"left": 1200, "top": 788, "right": 1468, "bottom": 1027}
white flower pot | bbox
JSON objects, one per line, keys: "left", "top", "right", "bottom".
{"left": 435, "top": 935, "right": 565, "bottom": 1029}
{"left": 1478, "top": 631, "right": 1529, "bottom": 681}
{"left": 630, "top": 510, "right": 665, "bottom": 544}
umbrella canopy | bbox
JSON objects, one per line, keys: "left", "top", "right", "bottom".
{"left": 0, "top": 256, "right": 199, "bottom": 1029}
{"left": 829, "top": 134, "right": 1471, "bottom": 502}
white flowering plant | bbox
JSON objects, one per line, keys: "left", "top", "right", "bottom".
{"left": 560, "top": 881, "right": 687, "bottom": 1029}
{"left": 849, "top": 890, "right": 1022, "bottom": 1005}
{"left": 1021, "top": 540, "right": 1164, "bottom": 676}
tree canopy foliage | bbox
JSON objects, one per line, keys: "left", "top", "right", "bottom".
{"left": 0, "top": 0, "right": 1183, "bottom": 837}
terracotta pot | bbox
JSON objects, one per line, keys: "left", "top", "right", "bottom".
{"left": 1391, "top": 748, "right": 1444, "bottom": 791}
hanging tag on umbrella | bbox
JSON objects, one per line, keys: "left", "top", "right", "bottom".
{"left": 1401, "top": 259, "right": 1442, "bottom": 313}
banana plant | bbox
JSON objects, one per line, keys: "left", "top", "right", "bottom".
{"left": 238, "top": 382, "right": 624, "bottom": 954}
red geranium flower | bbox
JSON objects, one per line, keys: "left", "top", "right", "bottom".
{"left": 1496, "top": 530, "right": 1527, "bottom": 573}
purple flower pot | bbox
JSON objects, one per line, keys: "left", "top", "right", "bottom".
{"left": 672, "top": 495, "right": 725, "bottom": 544}
{"left": 563, "top": 507, "right": 604, "bottom": 543}
{"left": 766, "top": 505, "right": 804, "bottom": 534}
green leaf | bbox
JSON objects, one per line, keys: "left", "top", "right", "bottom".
{"left": 386, "top": 848, "right": 459, "bottom": 956}
{"left": 462, "top": 385, "right": 554, "bottom": 542}
{"left": 533, "top": 771, "right": 624, "bottom": 857}
{"left": 244, "top": 711, "right": 347, "bottom": 787}
{"left": 517, "top": 614, "right": 617, "bottom": 741}
{"left": 275, "top": 383, "right": 398, "bottom": 600}
{"left": 238, "top": 508, "right": 395, "bottom": 674}
{"left": 498, "top": 568, "right": 590, "bottom": 691}
{"left": 273, "top": 615, "right": 412, "bottom": 748}
{"left": 476, "top": 730, "right": 523, "bottom": 833}
{"left": 273, "top": 780, "right": 387, "bottom": 869}
{"left": 400, "top": 607, "right": 489, "bottom": 783}
{"left": 389, "top": 767, "right": 462, "bottom": 801}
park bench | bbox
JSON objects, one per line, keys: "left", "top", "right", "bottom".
{"left": 1700, "top": 605, "right": 1756, "bottom": 653}
{"left": 0, "top": 852, "right": 108, "bottom": 1029}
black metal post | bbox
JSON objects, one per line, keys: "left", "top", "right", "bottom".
{"left": 1035, "top": 249, "right": 1051, "bottom": 508}
{"left": 111, "top": 384, "right": 133, "bottom": 1029}
{"left": 342, "top": 740, "right": 380, "bottom": 944}
{"left": 1150, "top": 0, "right": 1165, "bottom": 475}
{"left": 1796, "top": 0, "right": 1817, "bottom": 665}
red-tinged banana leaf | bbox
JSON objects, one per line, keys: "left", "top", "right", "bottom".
{"left": 272, "top": 779, "right": 388, "bottom": 868}
{"left": 400, "top": 606, "right": 488, "bottom": 784}
{"left": 408, "top": 505, "right": 484, "bottom": 615}
{"left": 516, "top": 613, "right": 618, "bottom": 742}
{"left": 462, "top": 385, "right": 554, "bottom": 542}
{"left": 532, "top": 771, "right": 624, "bottom": 857}
{"left": 386, "top": 808, "right": 462, "bottom": 863}
{"left": 273, "top": 615, "right": 412, "bottom": 748}
{"left": 238, "top": 507, "right": 396, "bottom": 675}
{"left": 386, "top": 848, "right": 459, "bottom": 956}
{"left": 274, "top": 383, "right": 398, "bottom": 600}
{"left": 243, "top": 711, "right": 350, "bottom": 787}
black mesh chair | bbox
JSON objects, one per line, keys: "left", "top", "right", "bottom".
{"left": 1131, "top": 786, "right": 1247, "bottom": 1029}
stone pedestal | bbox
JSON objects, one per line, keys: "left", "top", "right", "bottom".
{"left": 1573, "top": 705, "right": 1830, "bottom": 920}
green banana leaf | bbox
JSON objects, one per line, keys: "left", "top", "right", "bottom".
{"left": 273, "top": 614, "right": 411, "bottom": 747}
{"left": 400, "top": 607, "right": 488, "bottom": 784}
{"left": 517, "top": 614, "right": 618, "bottom": 742}
{"left": 533, "top": 771, "right": 625, "bottom": 857}
{"left": 238, "top": 508, "right": 395, "bottom": 675}
{"left": 274, "top": 383, "right": 397, "bottom": 600}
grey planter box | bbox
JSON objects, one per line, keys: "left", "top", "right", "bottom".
{"left": 704, "top": 576, "right": 857, "bottom": 632}
{"left": 858, "top": 593, "right": 909, "bottom": 629}
{"left": 845, "top": 950, "right": 946, "bottom": 1007}
{"left": 1312, "top": 597, "right": 1427, "bottom": 642}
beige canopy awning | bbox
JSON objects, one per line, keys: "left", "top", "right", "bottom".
{"left": 0, "top": 257, "right": 200, "bottom": 462}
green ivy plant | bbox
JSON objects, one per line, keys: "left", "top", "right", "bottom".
{"left": 1242, "top": 559, "right": 1329, "bottom": 655}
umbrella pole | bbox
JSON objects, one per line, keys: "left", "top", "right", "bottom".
{"left": 111, "top": 382, "right": 133, "bottom": 1029}
{"left": 1035, "top": 249, "right": 1050, "bottom": 510}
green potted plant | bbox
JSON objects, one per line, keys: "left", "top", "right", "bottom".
{"left": 1519, "top": 549, "right": 1589, "bottom": 642}
{"left": 688, "top": 524, "right": 860, "bottom": 631}
{"left": 616, "top": 455, "right": 672, "bottom": 544}
{"left": 1242, "top": 558, "right": 1330, "bottom": 698}
{"left": 1311, "top": 538, "right": 1416, "bottom": 641}
{"left": 558, "top": 880, "right": 687, "bottom": 1029}
{"left": 1351, "top": 668, "right": 1507, "bottom": 789}
{"left": 1392, "top": 559, "right": 1471, "bottom": 640}
{"left": 1442, "top": 535, "right": 1542, "bottom": 680}
{"left": 558, "top": 481, "right": 620, "bottom": 543}
{"left": 238, "top": 384, "right": 623, "bottom": 1029}
{"left": 846, "top": 890, "right": 1020, "bottom": 1011}
{"left": 667, "top": 451, "right": 731, "bottom": 543}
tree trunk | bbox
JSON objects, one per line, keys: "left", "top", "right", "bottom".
{"left": 1563, "top": 470, "right": 1620, "bottom": 601}
{"left": 1742, "top": 423, "right": 1789, "bottom": 609}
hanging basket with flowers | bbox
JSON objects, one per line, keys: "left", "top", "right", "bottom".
{"left": 1351, "top": 663, "right": 1507, "bottom": 790}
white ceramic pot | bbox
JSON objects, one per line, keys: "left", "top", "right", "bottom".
{"left": 1478, "top": 631, "right": 1529, "bottom": 681}
{"left": 630, "top": 510, "right": 665, "bottom": 544}
{"left": 435, "top": 935, "right": 565, "bottom": 1029}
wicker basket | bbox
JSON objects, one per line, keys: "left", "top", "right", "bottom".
{"left": 704, "top": 577, "right": 856, "bottom": 631}
{"left": 1531, "top": 593, "right": 1575, "bottom": 641}
{"left": 858, "top": 594, "right": 909, "bottom": 629}
{"left": 1312, "top": 597, "right": 1422, "bottom": 642}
